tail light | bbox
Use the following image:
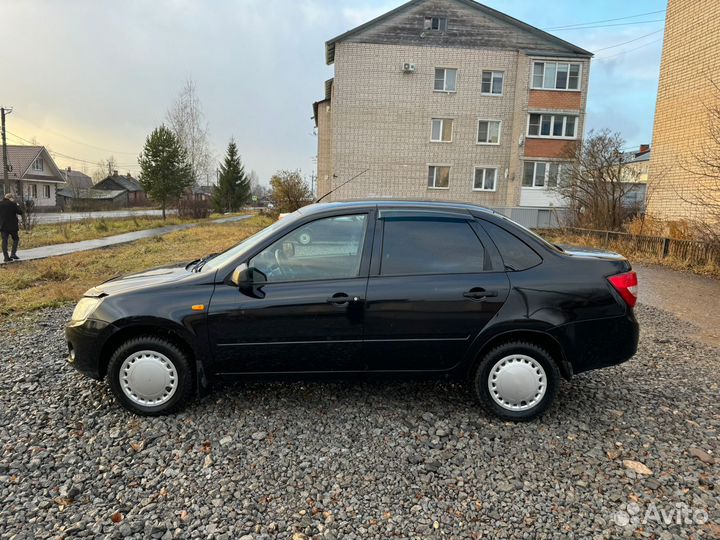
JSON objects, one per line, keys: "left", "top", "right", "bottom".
{"left": 608, "top": 271, "right": 638, "bottom": 308}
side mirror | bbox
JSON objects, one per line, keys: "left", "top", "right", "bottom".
{"left": 229, "top": 263, "right": 251, "bottom": 288}
{"left": 228, "top": 263, "right": 267, "bottom": 298}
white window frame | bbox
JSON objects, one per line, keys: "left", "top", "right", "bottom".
{"left": 477, "top": 119, "right": 502, "bottom": 145}
{"left": 531, "top": 61, "right": 582, "bottom": 91}
{"left": 424, "top": 16, "right": 447, "bottom": 31}
{"left": 527, "top": 113, "right": 578, "bottom": 139}
{"left": 30, "top": 184, "right": 38, "bottom": 198}
{"left": 427, "top": 164, "right": 451, "bottom": 190}
{"left": 522, "top": 161, "right": 566, "bottom": 189}
{"left": 430, "top": 118, "right": 454, "bottom": 143}
{"left": 481, "top": 70, "right": 504, "bottom": 96}
{"left": 32, "top": 158, "right": 44, "bottom": 171}
{"left": 43, "top": 184, "right": 51, "bottom": 198}
{"left": 434, "top": 67, "right": 457, "bottom": 93}
{"left": 472, "top": 167, "right": 498, "bottom": 192}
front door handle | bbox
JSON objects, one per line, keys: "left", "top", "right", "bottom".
{"left": 326, "top": 293, "right": 362, "bottom": 305}
{"left": 463, "top": 288, "right": 498, "bottom": 301}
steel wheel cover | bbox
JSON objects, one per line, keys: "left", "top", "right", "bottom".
{"left": 488, "top": 354, "right": 547, "bottom": 411}
{"left": 119, "top": 350, "right": 178, "bottom": 407}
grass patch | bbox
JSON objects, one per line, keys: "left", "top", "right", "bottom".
{"left": 0, "top": 215, "right": 274, "bottom": 318}
{"left": 18, "top": 216, "right": 198, "bottom": 249}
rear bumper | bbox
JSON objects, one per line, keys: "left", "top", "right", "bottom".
{"left": 65, "top": 319, "right": 115, "bottom": 380}
{"left": 549, "top": 310, "right": 639, "bottom": 375}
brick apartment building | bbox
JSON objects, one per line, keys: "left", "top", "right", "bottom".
{"left": 313, "top": 0, "right": 592, "bottom": 210}
{"left": 647, "top": 0, "right": 720, "bottom": 222}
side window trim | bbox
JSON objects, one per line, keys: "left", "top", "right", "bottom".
{"left": 229, "top": 210, "right": 375, "bottom": 284}
{"left": 373, "top": 214, "right": 492, "bottom": 277}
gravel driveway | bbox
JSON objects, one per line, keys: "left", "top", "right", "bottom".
{"left": 0, "top": 305, "right": 718, "bottom": 540}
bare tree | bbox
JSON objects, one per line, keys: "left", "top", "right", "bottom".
{"left": 553, "top": 130, "right": 637, "bottom": 231}
{"left": 92, "top": 156, "right": 117, "bottom": 182}
{"left": 166, "top": 79, "right": 213, "bottom": 185}
{"left": 248, "top": 169, "right": 267, "bottom": 203}
{"left": 678, "top": 79, "right": 720, "bottom": 242}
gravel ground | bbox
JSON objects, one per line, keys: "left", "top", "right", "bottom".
{"left": 0, "top": 305, "right": 718, "bottom": 540}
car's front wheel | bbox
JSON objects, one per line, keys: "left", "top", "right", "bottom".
{"left": 472, "top": 341, "right": 560, "bottom": 421}
{"left": 107, "top": 335, "right": 193, "bottom": 416}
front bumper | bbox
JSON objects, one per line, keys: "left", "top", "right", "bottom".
{"left": 65, "top": 319, "right": 113, "bottom": 380}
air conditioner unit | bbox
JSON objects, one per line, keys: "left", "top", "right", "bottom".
{"left": 402, "top": 63, "right": 416, "bottom": 73}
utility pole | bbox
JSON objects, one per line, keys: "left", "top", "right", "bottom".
{"left": 1, "top": 106, "right": 12, "bottom": 196}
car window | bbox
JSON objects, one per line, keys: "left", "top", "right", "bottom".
{"left": 380, "top": 218, "right": 485, "bottom": 275}
{"left": 481, "top": 220, "right": 542, "bottom": 271}
{"left": 249, "top": 214, "right": 368, "bottom": 282}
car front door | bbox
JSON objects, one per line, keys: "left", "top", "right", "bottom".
{"left": 207, "top": 211, "right": 374, "bottom": 374}
{"left": 362, "top": 210, "right": 510, "bottom": 371}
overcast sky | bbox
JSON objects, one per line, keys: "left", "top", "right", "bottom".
{"left": 2, "top": 0, "right": 665, "bottom": 185}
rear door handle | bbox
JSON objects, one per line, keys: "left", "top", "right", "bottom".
{"left": 326, "top": 293, "right": 362, "bottom": 305}
{"left": 463, "top": 288, "right": 498, "bottom": 301}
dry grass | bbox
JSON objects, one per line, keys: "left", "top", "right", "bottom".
{"left": 543, "top": 230, "right": 720, "bottom": 279}
{"left": 0, "top": 215, "right": 274, "bottom": 318}
{"left": 19, "top": 216, "right": 197, "bottom": 249}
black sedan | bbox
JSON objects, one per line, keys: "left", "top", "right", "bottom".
{"left": 66, "top": 201, "right": 639, "bottom": 420}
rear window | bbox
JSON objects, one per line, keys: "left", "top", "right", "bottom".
{"left": 381, "top": 218, "right": 485, "bottom": 275}
{"left": 481, "top": 221, "right": 542, "bottom": 271}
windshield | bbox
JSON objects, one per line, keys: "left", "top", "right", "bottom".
{"left": 199, "top": 212, "right": 299, "bottom": 273}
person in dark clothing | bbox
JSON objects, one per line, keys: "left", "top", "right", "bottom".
{"left": 0, "top": 192, "right": 23, "bottom": 262}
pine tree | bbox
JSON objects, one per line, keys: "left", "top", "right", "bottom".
{"left": 138, "top": 125, "right": 193, "bottom": 219}
{"left": 213, "top": 140, "right": 250, "bottom": 213}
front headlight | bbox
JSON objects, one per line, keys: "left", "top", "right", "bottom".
{"left": 71, "top": 297, "right": 102, "bottom": 323}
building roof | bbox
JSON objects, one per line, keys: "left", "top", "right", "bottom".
{"left": 325, "top": 0, "right": 592, "bottom": 64}
{"left": 57, "top": 187, "right": 126, "bottom": 200}
{"left": 96, "top": 173, "right": 143, "bottom": 192}
{"left": 61, "top": 168, "right": 93, "bottom": 189}
{"left": 2, "top": 145, "right": 66, "bottom": 183}
{"left": 622, "top": 147, "right": 651, "bottom": 165}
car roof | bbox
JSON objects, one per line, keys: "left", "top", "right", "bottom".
{"left": 298, "top": 199, "right": 498, "bottom": 216}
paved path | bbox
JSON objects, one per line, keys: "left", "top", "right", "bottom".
{"left": 36, "top": 209, "right": 179, "bottom": 224}
{"left": 2, "top": 215, "right": 250, "bottom": 263}
{"left": 634, "top": 263, "right": 720, "bottom": 348}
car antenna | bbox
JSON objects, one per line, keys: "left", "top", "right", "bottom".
{"left": 315, "top": 168, "right": 369, "bottom": 203}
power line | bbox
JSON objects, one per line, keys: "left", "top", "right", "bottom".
{"left": 6, "top": 131, "right": 137, "bottom": 167}
{"left": 597, "top": 38, "right": 663, "bottom": 59}
{"left": 544, "top": 9, "right": 665, "bottom": 30}
{"left": 548, "top": 19, "right": 665, "bottom": 31}
{"left": 593, "top": 29, "right": 664, "bottom": 53}
{"left": 13, "top": 113, "right": 138, "bottom": 155}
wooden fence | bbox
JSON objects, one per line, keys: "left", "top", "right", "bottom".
{"left": 562, "top": 228, "right": 720, "bottom": 268}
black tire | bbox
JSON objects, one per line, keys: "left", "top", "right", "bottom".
{"left": 107, "top": 335, "right": 194, "bottom": 416}
{"left": 471, "top": 341, "right": 560, "bottom": 421}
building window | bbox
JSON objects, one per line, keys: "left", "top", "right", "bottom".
{"left": 523, "top": 161, "right": 566, "bottom": 188}
{"left": 31, "top": 184, "right": 38, "bottom": 198}
{"left": 528, "top": 113, "right": 577, "bottom": 138}
{"left": 434, "top": 68, "right": 457, "bottom": 92}
{"left": 430, "top": 118, "right": 453, "bottom": 142}
{"left": 427, "top": 165, "right": 450, "bottom": 189}
{"left": 473, "top": 167, "right": 497, "bottom": 191}
{"left": 424, "top": 16, "right": 447, "bottom": 31}
{"left": 32, "top": 158, "right": 44, "bottom": 171}
{"left": 481, "top": 71, "right": 504, "bottom": 95}
{"left": 477, "top": 120, "right": 501, "bottom": 144}
{"left": 532, "top": 61, "right": 581, "bottom": 90}
{"left": 44, "top": 185, "right": 51, "bottom": 198}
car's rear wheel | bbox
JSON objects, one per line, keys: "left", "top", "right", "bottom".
{"left": 472, "top": 341, "right": 560, "bottom": 421}
{"left": 107, "top": 335, "right": 193, "bottom": 416}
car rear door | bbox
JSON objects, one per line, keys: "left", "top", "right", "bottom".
{"left": 362, "top": 209, "right": 510, "bottom": 371}
{"left": 206, "top": 210, "right": 375, "bottom": 374}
